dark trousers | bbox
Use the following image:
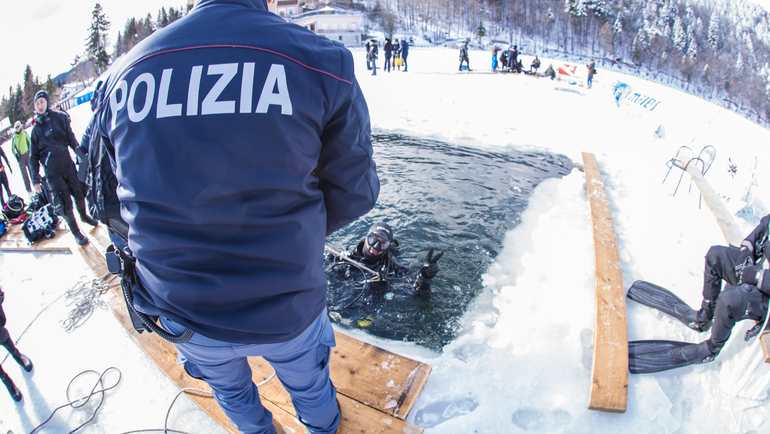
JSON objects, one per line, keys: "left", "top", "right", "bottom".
{"left": 0, "top": 331, "right": 25, "bottom": 398}
{"left": 0, "top": 170, "right": 10, "bottom": 207}
{"left": 702, "top": 245, "right": 748, "bottom": 302}
{"left": 402, "top": 54, "right": 408, "bottom": 71}
{"left": 17, "top": 153, "right": 32, "bottom": 192}
{"left": 708, "top": 284, "right": 768, "bottom": 352}
{"left": 46, "top": 166, "right": 90, "bottom": 236}
{"left": 384, "top": 55, "right": 392, "bottom": 72}
{"left": 459, "top": 57, "right": 470, "bottom": 71}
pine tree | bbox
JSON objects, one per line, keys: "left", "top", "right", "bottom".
{"left": 87, "top": 3, "right": 111, "bottom": 73}
{"left": 21, "top": 65, "right": 37, "bottom": 118}
{"left": 157, "top": 7, "right": 170, "bottom": 28}
{"left": 10, "top": 85, "right": 25, "bottom": 123}
{"left": 476, "top": 22, "right": 486, "bottom": 44}
{"left": 114, "top": 32, "right": 124, "bottom": 58}
{"left": 43, "top": 75, "right": 58, "bottom": 103}
{"left": 613, "top": 11, "right": 623, "bottom": 34}
{"left": 708, "top": 12, "right": 720, "bottom": 50}
{"left": 672, "top": 16, "right": 687, "bottom": 53}
{"left": 686, "top": 33, "right": 698, "bottom": 62}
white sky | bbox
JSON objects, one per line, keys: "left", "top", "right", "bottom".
{"left": 0, "top": 1, "right": 187, "bottom": 94}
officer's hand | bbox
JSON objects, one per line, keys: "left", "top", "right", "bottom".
{"left": 33, "top": 183, "right": 42, "bottom": 193}
{"left": 419, "top": 249, "right": 444, "bottom": 280}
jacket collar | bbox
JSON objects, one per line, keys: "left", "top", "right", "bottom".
{"left": 194, "top": 0, "right": 268, "bottom": 11}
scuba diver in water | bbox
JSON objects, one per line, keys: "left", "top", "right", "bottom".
{"left": 328, "top": 222, "right": 444, "bottom": 300}
{"left": 628, "top": 214, "right": 770, "bottom": 374}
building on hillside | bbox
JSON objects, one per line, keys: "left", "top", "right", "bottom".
{"left": 291, "top": 6, "right": 364, "bottom": 46}
{"left": 271, "top": 0, "right": 303, "bottom": 18}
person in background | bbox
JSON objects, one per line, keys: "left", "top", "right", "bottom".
{"left": 393, "top": 39, "right": 402, "bottom": 71}
{"left": 491, "top": 47, "right": 500, "bottom": 72}
{"left": 368, "top": 39, "right": 379, "bottom": 76}
{"left": 365, "top": 40, "right": 372, "bottom": 70}
{"left": 400, "top": 38, "right": 409, "bottom": 72}
{"left": 0, "top": 286, "right": 34, "bottom": 402}
{"left": 530, "top": 56, "right": 541, "bottom": 74}
{"left": 11, "top": 121, "right": 32, "bottom": 193}
{"left": 587, "top": 61, "right": 597, "bottom": 88}
{"left": 545, "top": 64, "right": 556, "bottom": 80}
{"left": 459, "top": 39, "right": 471, "bottom": 71}
{"left": 383, "top": 38, "right": 393, "bottom": 73}
{"left": 0, "top": 145, "right": 12, "bottom": 208}
{"left": 29, "top": 90, "right": 99, "bottom": 246}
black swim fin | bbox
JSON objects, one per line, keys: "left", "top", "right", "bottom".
{"left": 629, "top": 340, "right": 716, "bottom": 374}
{"left": 627, "top": 280, "right": 705, "bottom": 331}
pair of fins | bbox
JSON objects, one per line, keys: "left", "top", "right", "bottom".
{"left": 626, "top": 280, "right": 716, "bottom": 374}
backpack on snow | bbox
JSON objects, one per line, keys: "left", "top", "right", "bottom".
{"left": 22, "top": 204, "right": 59, "bottom": 243}
{"left": 0, "top": 213, "right": 7, "bottom": 238}
{"left": 2, "top": 195, "right": 25, "bottom": 219}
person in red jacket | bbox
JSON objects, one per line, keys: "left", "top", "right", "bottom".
{"left": 0, "top": 286, "right": 34, "bottom": 402}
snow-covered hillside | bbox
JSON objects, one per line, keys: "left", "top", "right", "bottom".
{"left": 1, "top": 47, "right": 768, "bottom": 433}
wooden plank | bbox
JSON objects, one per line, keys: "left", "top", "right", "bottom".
{"left": 582, "top": 152, "right": 628, "bottom": 413}
{"left": 678, "top": 160, "right": 743, "bottom": 246}
{"left": 69, "top": 223, "right": 427, "bottom": 432}
{"left": 761, "top": 332, "right": 770, "bottom": 363}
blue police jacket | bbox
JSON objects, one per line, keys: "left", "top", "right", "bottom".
{"left": 96, "top": 0, "right": 379, "bottom": 343}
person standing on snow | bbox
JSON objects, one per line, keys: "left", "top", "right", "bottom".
{"left": 586, "top": 61, "right": 597, "bottom": 88}
{"left": 383, "top": 38, "right": 393, "bottom": 73}
{"left": 491, "top": 47, "right": 499, "bottom": 72}
{"left": 393, "top": 39, "right": 402, "bottom": 71}
{"left": 11, "top": 121, "right": 33, "bottom": 193}
{"left": 365, "top": 40, "right": 372, "bottom": 70}
{"left": 0, "top": 286, "right": 34, "bottom": 402}
{"left": 545, "top": 64, "right": 556, "bottom": 80}
{"left": 459, "top": 40, "right": 471, "bottom": 71}
{"left": 368, "top": 39, "right": 379, "bottom": 76}
{"left": 0, "top": 145, "right": 12, "bottom": 209}
{"left": 90, "top": 0, "right": 379, "bottom": 433}
{"left": 400, "top": 38, "right": 409, "bottom": 72}
{"left": 29, "top": 90, "right": 99, "bottom": 246}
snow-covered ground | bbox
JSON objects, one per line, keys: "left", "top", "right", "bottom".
{"left": 2, "top": 47, "right": 769, "bottom": 433}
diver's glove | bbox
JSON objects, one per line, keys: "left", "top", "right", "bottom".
{"left": 419, "top": 249, "right": 444, "bottom": 279}
{"left": 745, "top": 321, "right": 764, "bottom": 342}
{"left": 414, "top": 249, "right": 443, "bottom": 294}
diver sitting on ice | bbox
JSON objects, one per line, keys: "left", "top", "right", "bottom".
{"left": 327, "top": 222, "right": 444, "bottom": 299}
{"left": 628, "top": 214, "right": 770, "bottom": 374}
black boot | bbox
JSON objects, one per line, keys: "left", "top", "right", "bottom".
{"left": 18, "top": 354, "right": 33, "bottom": 372}
{"left": 73, "top": 231, "right": 89, "bottom": 246}
{"left": 76, "top": 199, "right": 99, "bottom": 227}
{"left": 692, "top": 299, "right": 715, "bottom": 332}
{"left": 0, "top": 368, "right": 22, "bottom": 402}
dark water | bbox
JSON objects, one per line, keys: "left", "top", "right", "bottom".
{"left": 325, "top": 133, "right": 573, "bottom": 351}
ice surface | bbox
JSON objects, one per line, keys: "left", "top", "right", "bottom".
{"left": 1, "top": 47, "right": 769, "bottom": 433}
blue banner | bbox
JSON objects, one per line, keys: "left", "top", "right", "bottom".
{"left": 74, "top": 91, "right": 94, "bottom": 107}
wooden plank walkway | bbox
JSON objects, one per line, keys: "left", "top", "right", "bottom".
{"left": 4, "top": 218, "right": 429, "bottom": 432}
{"left": 582, "top": 152, "right": 628, "bottom": 413}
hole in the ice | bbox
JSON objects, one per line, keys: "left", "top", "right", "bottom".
{"left": 326, "top": 133, "right": 573, "bottom": 350}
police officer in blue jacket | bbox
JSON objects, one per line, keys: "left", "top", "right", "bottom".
{"left": 92, "top": 0, "right": 379, "bottom": 432}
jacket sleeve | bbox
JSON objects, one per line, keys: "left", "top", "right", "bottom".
{"left": 63, "top": 113, "right": 81, "bottom": 152}
{"left": 10, "top": 135, "right": 19, "bottom": 158}
{"left": 317, "top": 53, "right": 379, "bottom": 235}
{"left": 742, "top": 215, "right": 770, "bottom": 259}
{"left": 29, "top": 129, "right": 42, "bottom": 184}
{"left": 79, "top": 115, "right": 97, "bottom": 155}
{"left": 0, "top": 147, "right": 9, "bottom": 168}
